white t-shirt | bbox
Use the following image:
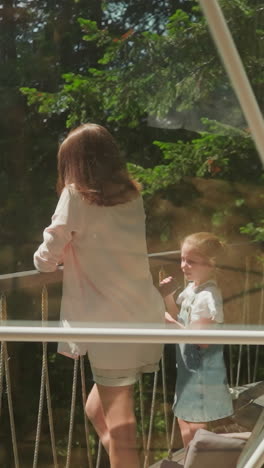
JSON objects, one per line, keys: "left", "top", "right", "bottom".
{"left": 34, "top": 186, "right": 165, "bottom": 369}
{"left": 176, "top": 280, "right": 224, "bottom": 326}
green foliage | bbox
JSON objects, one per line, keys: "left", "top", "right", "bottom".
{"left": 16, "top": 0, "right": 264, "bottom": 250}
{"left": 19, "top": 0, "right": 264, "bottom": 135}
{"left": 240, "top": 220, "right": 264, "bottom": 242}
{"left": 128, "top": 120, "right": 262, "bottom": 201}
{"left": 211, "top": 209, "right": 231, "bottom": 228}
{"left": 21, "top": 72, "right": 104, "bottom": 128}
{"left": 128, "top": 162, "right": 181, "bottom": 196}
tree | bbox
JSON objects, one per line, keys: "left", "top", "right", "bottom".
{"left": 21, "top": 1, "right": 264, "bottom": 130}
{"left": 2, "top": 0, "right": 264, "bottom": 257}
{"left": 2, "top": 0, "right": 202, "bottom": 263}
{"left": 0, "top": 0, "right": 106, "bottom": 257}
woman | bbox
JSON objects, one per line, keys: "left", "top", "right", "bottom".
{"left": 34, "top": 123, "right": 165, "bottom": 467}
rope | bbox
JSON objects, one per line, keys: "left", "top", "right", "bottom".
{"left": 95, "top": 441, "right": 102, "bottom": 468}
{"left": 247, "top": 344, "right": 251, "bottom": 384}
{"left": 4, "top": 341, "right": 20, "bottom": 468}
{"left": 65, "top": 357, "right": 79, "bottom": 468}
{"left": 229, "top": 344, "right": 234, "bottom": 388}
{"left": 0, "top": 294, "right": 5, "bottom": 418}
{"left": 236, "top": 344, "right": 243, "bottom": 387}
{"left": 236, "top": 257, "right": 250, "bottom": 386}
{"left": 143, "top": 371, "right": 158, "bottom": 468}
{"left": 139, "top": 375, "right": 147, "bottom": 455}
{"left": 33, "top": 285, "right": 59, "bottom": 468}
{"left": 1, "top": 293, "right": 20, "bottom": 468}
{"left": 159, "top": 266, "right": 172, "bottom": 459}
{"left": 161, "top": 354, "right": 170, "bottom": 451}
{"left": 80, "top": 356, "right": 93, "bottom": 468}
{"left": 245, "top": 260, "right": 251, "bottom": 383}
{"left": 45, "top": 362, "right": 58, "bottom": 467}
{"left": 253, "top": 263, "right": 264, "bottom": 382}
{"left": 33, "top": 286, "right": 47, "bottom": 468}
{"left": 168, "top": 416, "right": 177, "bottom": 460}
{"left": 0, "top": 341, "right": 4, "bottom": 418}
{"left": 161, "top": 352, "right": 178, "bottom": 462}
{"left": 158, "top": 266, "right": 182, "bottom": 460}
{"left": 42, "top": 285, "right": 58, "bottom": 468}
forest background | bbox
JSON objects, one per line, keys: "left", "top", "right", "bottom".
{"left": 0, "top": 0, "right": 263, "bottom": 277}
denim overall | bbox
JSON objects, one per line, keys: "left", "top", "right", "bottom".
{"left": 172, "top": 282, "right": 233, "bottom": 422}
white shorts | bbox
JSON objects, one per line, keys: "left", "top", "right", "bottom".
{"left": 91, "top": 363, "right": 159, "bottom": 387}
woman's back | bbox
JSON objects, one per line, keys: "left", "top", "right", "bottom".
{"left": 61, "top": 185, "right": 163, "bottom": 314}
{"left": 50, "top": 186, "right": 165, "bottom": 365}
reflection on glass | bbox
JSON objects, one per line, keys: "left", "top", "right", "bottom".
{"left": 0, "top": 0, "right": 263, "bottom": 466}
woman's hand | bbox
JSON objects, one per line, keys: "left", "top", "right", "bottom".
{"left": 159, "top": 276, "right": 178, "bottom": 298}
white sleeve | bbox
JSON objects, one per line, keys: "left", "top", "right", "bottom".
{"left": 176, "top": 283, "right": 191, "bottom": 305}
{"left": 191, "top": 289, "right": 224, "bottom": 323}
{"left": 33, "top": 187, "right": 81, "bottom": 272}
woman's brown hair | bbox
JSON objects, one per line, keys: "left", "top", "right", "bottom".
{"left": 56, "top": 123, "right": 140, "bottom": 206}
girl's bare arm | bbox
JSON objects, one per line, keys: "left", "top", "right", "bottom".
{"left": 159, "top": 277, "right": 183, "bottom": 326}
{"left": 164, "top": 295, "right": 180, "bottom": 322}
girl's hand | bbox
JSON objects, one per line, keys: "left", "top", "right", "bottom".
{"left": 159, "top": 276, "right": 178, "bottom": 298}
{"left": 165, "top": 311, "right": 177, "bottom": 324}
{"left": 165, "top": 312, "right": 185, "bottom": 328}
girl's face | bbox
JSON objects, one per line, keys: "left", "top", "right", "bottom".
{"left": 181, "top": 242, "right": 214, "bottom": 286}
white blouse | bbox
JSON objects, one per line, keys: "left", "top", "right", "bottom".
{"left": 176, "top": 280, "right": 224, "bottom": 326}
{"left": 34, "top": 186, "right": 165, "bottom": 369}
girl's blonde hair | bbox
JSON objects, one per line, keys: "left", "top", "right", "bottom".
{"left": 56, "top": 123, "right": 140, "bottom": 206}
{"left": 182, "top": 232, "right": 226, "bottom": 267}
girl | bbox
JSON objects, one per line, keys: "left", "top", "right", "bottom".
{"left": 160, "top": 232, "right": 233, "bottom": 448}
{"left": 33, "top": 123, "right": 165, "bottom": 468}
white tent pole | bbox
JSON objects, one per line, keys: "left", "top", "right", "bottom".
{"left": 199, "top": 0, "right": 264, "bottom": 166}
{"left": 242, "top": 437, "right": 264, "bottom": 468}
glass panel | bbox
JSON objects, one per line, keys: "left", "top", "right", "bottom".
{"left": 0, "top": 1, "right": 263, "bottom": 466}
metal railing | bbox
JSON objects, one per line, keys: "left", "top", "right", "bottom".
{"left": 0, "top": 248, "right": 264, "bottom": 467}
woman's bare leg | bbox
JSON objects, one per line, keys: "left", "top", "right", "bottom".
{"left": 178, "top": 418, "right": 207, "bottom": 447}
{"left": 85, "top": 384, "right": 110, "bottom": 453}
{"left": 96, "top": 383, "right": 140, "bottom": 468}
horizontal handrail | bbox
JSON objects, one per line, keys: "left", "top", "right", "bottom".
{"left": 0, "top": 253, "right": 181, "bottom": 292}
{"left": 0, "top": 268, "right": 63, "bottom": 292}
{"left": 0, "top": 243, "right": 263, "bottom": 293}
{"left": 0, "top": 323, "right": 264, "bottom": 345}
